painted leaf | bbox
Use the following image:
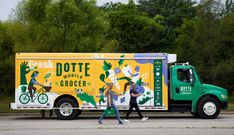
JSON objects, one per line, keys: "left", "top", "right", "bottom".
{"left": 99, "top": 74, "right": 105, "bottom": 82}
{"left": 105, "top": 71, "right": 109, "bottom": 78}
{"left": 118, "top": 55, "right": 124, "bottom": 66}
{"left": 136, "top": 78, "right": 142, "bottom": 85}
{"left": 103, "top": 61, "right": 112, "bottom": 71}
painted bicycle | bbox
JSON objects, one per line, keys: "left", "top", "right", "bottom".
{"left": 19, "top": 86, "right": 51, "bottom": 104}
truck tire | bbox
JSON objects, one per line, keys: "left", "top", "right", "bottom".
{"left": 54, "top": 98, "right": 79, "bottom": 120}
{"left": 76, "top": 110, "right": 83, "bottom": 118}
{"left": 197, "top": 96, "right": 220, "bottom": 119}
{"left": 191, "top": 112, "right": 199, "bottom": 118}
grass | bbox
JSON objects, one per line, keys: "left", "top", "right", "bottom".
{"left": 227, "top": 103, "right": 234, "bottom": 111}
{"left": 0, "top": 96, "right": 39, "bottom": 113}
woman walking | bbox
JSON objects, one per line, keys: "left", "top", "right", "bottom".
{"left": 98, "top": 83, "right": 123, "bottom": 124}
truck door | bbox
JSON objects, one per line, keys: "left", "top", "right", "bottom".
{"left": 171, "top": 67, "right": 198, "bottom": 100}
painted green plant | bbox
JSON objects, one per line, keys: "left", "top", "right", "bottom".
{"left": 138, "top": 96, "right": 153, "bottom": 105}
{"left": 99, "top": 61, "right": 112, "bottom": 82}
{"left": 98, "top": 55, "right": 125, "bottom": 104}
{"left": 77, "top": 93, "right": 96, "bottom": 106}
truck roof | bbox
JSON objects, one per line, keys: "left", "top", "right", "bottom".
{"left": 16, "top": 53, "right": 176, "bottom": 63}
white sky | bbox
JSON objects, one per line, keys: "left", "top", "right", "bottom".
{"left": 0, "top": 0, "right": 133, "bottom": 21}
{"left": 0, "top": 0, "right": 204, "bottom": 21}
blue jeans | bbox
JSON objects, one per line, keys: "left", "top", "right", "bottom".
{"left": 99, "top": 104, "right": 122, "bottom": 123}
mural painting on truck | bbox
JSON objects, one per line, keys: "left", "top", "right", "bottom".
{"left": 12, "top": 53, "right": 228, "bottom": 119}
{"left": 17, "top": 60, "right": 58, "bottom": 107}
{"left": 15, "top": 53, "right": 169, "bottom": 110}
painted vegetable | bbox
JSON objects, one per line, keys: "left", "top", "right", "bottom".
{"left": 121, "top": 65, "right": 132, "bottom": 77}
{"left": 77, "top": 93, "right": 96, "bottom": 106}
{"left": 107, "top": 70, "right": 120, "bottom": 90}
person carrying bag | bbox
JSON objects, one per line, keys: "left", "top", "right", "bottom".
{"left": 98, "top": 83, "right": 123, "bottom": 124}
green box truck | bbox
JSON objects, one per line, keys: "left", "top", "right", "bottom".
{"left": 11, "top": 53, "right": 228, "bottom": 119}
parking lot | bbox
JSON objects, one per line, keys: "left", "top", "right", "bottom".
{"left": 0, "top": 112, "right": 234, "bottom": 135}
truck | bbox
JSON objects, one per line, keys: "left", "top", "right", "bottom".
{"left": 10, "top": 53, "right": 228, "bottom": 119}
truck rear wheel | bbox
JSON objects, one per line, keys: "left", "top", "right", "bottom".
{"left": 197, "top": 96, "right": 220, "bottom": 119}
{"left": 54, "top": 98, "right": 79, "bottom": 120}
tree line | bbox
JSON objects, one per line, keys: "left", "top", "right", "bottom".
{"left": 0, "top": 0, "right": 234, "bottom": 96}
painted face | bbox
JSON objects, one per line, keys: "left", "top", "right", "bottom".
{"left": 35, "top": 73, "right": 38, "bottom": 77}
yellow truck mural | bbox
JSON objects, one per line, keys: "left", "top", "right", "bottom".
{"left": 11, "top": 53, "right": 228, "bottom": 119}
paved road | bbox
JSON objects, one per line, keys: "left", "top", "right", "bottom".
{"left": 0, "top": 113, "right": 234, "bottom": 135}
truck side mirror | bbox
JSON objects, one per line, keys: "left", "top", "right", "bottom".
{"left": 189, "top": 69, "right": 195, "bottom": 84}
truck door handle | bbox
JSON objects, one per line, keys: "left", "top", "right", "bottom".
{"left": 176, "top": 87, "right": 180, "bottom": 93}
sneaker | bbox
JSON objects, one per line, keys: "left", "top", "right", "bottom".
{"left": 98, "top": 120, "right": 103, "bottom": 124}
{"left": 142, "top": 117, "right": 149, "bottom": 121}
{"left": 119, "top": 121, "right": 124, "bottom": 125}
{"left": 124, "top": 119, "right": 130, "bottom": 123}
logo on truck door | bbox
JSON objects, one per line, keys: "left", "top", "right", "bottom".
{"left": 180, "top": 86, "right": 192, "bottom": 94}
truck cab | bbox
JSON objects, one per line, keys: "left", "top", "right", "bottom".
{"left": 169, "top": 63, "right": 228, "bottom": 118}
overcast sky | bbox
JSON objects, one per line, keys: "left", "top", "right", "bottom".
{"left": 0, "top": 0, "right": 134, "bottom": 21}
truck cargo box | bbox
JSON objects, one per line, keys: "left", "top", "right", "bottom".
{"left": 12, "top": 53, "right": 176, "bottom": 111}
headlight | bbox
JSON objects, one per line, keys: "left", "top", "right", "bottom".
{"left": 221, "top": 94, "right": 226, "bottom": 99}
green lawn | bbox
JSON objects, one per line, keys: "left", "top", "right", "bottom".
{"left": 0, "top": 97, "right": 39, "bottom": 113}
{"left": 227, "top": 103, "right": 234, "bottom": 111}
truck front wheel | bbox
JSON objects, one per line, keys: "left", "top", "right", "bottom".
{"left": 191, "top": 112, "right": 199, "bottom": 118}
{"left": 54, "top": 98, "right": 79, "bottom": 120}
{"left": 197, "top": 96, "right": 220, "bottom": 119}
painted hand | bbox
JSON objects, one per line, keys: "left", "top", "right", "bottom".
{"left": 20, "top": 61, "right": 30, "bottom": 74}
{"left": 20, "top": 61, "right": 31, "bottom": 85}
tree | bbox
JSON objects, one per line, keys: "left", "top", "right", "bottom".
{"left": 9, "top": 0, "right": 116, "bottom": 53}
{"left": 0, "top": 22, "right": 14, "bottom": 96}
{"left": 215, "top": 12, "right": 234, "bottom": 91}
{"left": 176, "top": 0, "right": 234, "bottom": 93}
{"left": 104, "top": 1, "right": 165, "bottom": 52}
{"left": 138, "top": 0, "right": 196, "bottom": 51}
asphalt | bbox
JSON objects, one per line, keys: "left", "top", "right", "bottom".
{"left": 0, "top": 112, "right": 234, "bottom": 135}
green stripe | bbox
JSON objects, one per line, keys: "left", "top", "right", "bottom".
{"left": 154, "top": 60, "right": 162, "bottom": 106}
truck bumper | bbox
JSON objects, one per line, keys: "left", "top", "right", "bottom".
{"left": 10, "top": 103, "right": 17, "bottom": 109}
{"left": 221, "top": 101, "right": 228, "bottom": 109}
